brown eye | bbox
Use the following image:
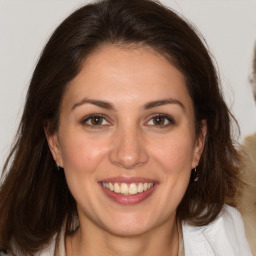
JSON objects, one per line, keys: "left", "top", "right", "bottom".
{"left": 152, "top": 116, "right": 166, "bottom": 125}
{"left": 82, "top": 115, "right": 109, "bottom": 126}
{"left": 146, "top": 114, "right": 175, "bottom": 127}
{"left": 90, "top": 116, "right": 104, "bottom": 125}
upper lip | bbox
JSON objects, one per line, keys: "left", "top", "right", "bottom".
{"left": 99, "top": 176, "right": 158, "bottom": 184}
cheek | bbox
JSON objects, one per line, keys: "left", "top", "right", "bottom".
{"left": 155, "top": 134, "right": 194, "bottom": 203}
{"left": 59, "top": 133, "right": 109, "bottom": 175}
{"left": 151, "top": 132, "right": 195, "bottom": 174}
{"left": 59, "top": 134, "right": 111, "bottom": 210}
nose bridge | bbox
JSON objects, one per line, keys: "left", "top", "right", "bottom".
{"left": 109, "top": 122, "right": 149, "bottom": 169}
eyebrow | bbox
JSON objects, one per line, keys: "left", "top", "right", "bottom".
{"left": 144, "top": 98, "right": 185, "bottom": 111}
{"left": 72, "top": 98, "right": 116, "bottom": 111}
{"left": 72, "top": 98, "right": 185, "bottom": 111}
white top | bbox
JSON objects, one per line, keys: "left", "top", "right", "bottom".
{"left": 182, "top": 205, "right": 252, "bottom": 255}
{"left": 4, "top": 205, "right": 252, "bottom": 256}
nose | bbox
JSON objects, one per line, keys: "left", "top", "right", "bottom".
{"left": 109, "top": 125, "right": 149, "bottom": 169}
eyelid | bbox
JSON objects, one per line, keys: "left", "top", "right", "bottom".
{"left": 81, "top": 114, "right": 112, "bottom": 127}
{"left": 145, "top": 113, "right": 175, "bottom": 127}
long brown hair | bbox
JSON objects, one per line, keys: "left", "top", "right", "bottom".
{"left": 0, "top": 0, "right": 241, "bottom": 254}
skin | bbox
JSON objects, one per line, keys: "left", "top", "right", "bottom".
{"left": 46, "top": 45, "right": 206, "bottom": 256}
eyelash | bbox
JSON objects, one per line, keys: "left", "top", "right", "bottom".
{"left": 81, "top": 114, "right": 111, "bottom": 128}
{"left": 81, "top": 113, "right": 175, "bottom": 128}
{"left": 145, "top": 114, "right": 175, "bottom": 128}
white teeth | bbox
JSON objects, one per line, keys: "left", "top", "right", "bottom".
{"left": 129, "top": 183, "right": 137, "bottom": 195}
{"left": 109, "top": 183, "right": 114, "bottom": 191}
{"left": 102, "top": 182, "right": 154, "bottom": 195}
{"left": 120, "top": 183, "right": 129, "bottom": 194}
{"left": 137, "top": 183, "right": 143, "bottom": 193}
{"left": 114, "top": 183, "right": 120, "bottom": 193}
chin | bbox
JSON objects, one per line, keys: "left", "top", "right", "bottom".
{"left": 106, "top": 223, "right": 150, "bottom": 237}
{"left": 100, "top": 212, "right": 156, "bottom": 237}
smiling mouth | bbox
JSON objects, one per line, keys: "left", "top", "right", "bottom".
{"left": 98, "top": 176, "right": 159, "bottom": 205}
{"left": 101, "top": 182, "right": 154, "bottom": 195}
{"left": 99, "top": 178, "right": 157, "bottom": 205}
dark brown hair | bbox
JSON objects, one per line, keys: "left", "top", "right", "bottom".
{"left": 0, "top": 0, "right": 241, "bottom": 254}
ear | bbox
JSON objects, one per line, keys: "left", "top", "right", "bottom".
{"left": 44, "top": 126, "right": 64, "bottom": 168}
{"left": 192, "top": 120, "right": 207, "bottom": 168}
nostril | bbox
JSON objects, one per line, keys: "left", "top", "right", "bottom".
{"left": 109, "top": 150, "right": 149, "bottom": 169}
{"left": 108, "top": 129, "right": 149, "bottom": 168}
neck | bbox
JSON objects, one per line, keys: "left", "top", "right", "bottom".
{"left": 66, "top": 217, "right": 179, "bottom": 256}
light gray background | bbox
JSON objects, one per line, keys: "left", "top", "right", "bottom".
{"left": 1, "top": 0, "right": 256, "bottom": 172}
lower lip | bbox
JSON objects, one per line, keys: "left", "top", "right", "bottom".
{"left": 100, "top": 184, "right": 157, "bottom": 205}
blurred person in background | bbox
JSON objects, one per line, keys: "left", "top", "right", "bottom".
{"left": 237, "top": 44, "right": 256, "bottom": 255}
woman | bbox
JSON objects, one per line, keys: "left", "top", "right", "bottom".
{"left": 0, "top": 0, "right": 252, "bottom": 255}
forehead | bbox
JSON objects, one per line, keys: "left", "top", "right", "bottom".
{"left": 61, "top": 44, "right": 193, "bottom": 111}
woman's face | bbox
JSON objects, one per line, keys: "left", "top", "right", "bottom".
{"left": 47, "top": 45, "right": 205, "bottom": 236}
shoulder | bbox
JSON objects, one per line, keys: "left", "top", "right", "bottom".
{"left": 182, "top": 205, "right": 252, "bottom": 256}
{"left": 243, "top": 133, "right": 256, "bottom": 146}
{"left": 243, "top": 133, "right": 256, "bottom": 162}
{"left": 238, "top": 134, "right": 256, "bottom": 255}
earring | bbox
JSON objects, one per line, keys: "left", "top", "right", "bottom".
{"left": 55, "top": 162, "right": 60, "bottom": 171}
{"left": 193, "top": 164, "right": 199, "bottom": 182}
